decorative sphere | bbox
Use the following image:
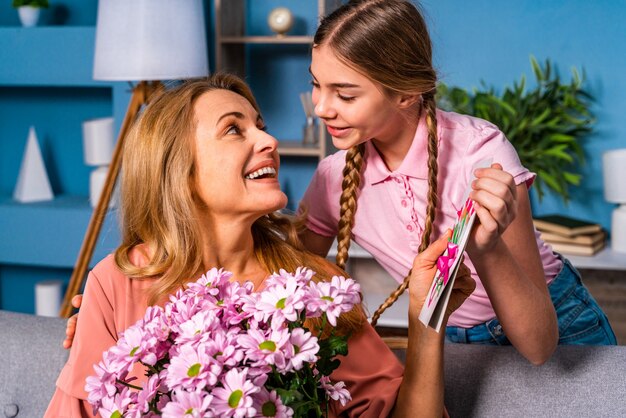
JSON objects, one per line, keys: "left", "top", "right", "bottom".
{"left": 267, "top": 7, "right": 294, "bottom": 36}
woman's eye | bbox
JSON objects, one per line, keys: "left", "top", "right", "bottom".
{"left": 226, "top": 124, "right": 241, "bottom": 135}
{"left": 338, "top": 93, "right": 355, "bottom": 102}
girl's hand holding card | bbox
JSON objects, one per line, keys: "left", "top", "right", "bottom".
{"left": 467, "top": 162, "right": 518, "bottom": 255}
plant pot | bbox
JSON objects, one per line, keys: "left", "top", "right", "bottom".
{"left": 17, "top": 6, "right": 41, "bottom": 27}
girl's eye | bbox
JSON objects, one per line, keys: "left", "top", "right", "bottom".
{"left": 310, "top": 80, "right": 320, "bottom": 89}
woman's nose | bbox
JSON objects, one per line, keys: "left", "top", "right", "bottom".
{"left": 254, "top": 129, "right": 279, "bottom": 153}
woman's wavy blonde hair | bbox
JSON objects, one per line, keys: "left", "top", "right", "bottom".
{"left": 115, "top": 74, "right": 363, "bottom": 334}
{"left": 314, "top": 0, "right": 440, "bottom": 326}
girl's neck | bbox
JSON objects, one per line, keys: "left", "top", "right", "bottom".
{"left": 371, "top": 107, "right": 421, "bottom": 172}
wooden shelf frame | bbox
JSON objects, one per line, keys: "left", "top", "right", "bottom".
{"left": 214, "top": 0, "right": 339, "bottom": 161}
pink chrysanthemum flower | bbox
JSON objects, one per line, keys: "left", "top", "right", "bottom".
{"left": 212, "top": 368, "right": 259, "bottom": 417}
{"left": 203, "top": 328, "right": 244, "bottom": 368}
{"left": 175, "top": 310, "right": 220, "bottom": 345}
{"left": 135, "top": 373, "right": 163, "bottom": 413}
{"left": 166, "top": 343, "right": 222, "bottom": 391}
{"left": 253, "top": 389, "right": 294, "bottom": 418}
{"left": 286, "top": 327, "right": 319, "bottom": 371}
{"left": 266, "top": 267, "right": 314, "bottom": 288}
{"left": 142, "top": 306, "right": 170, "bottom": 341}
{"left": 306, "top": 276, "right": 361, "bottom": 326}
{"left": 85, "top": 351, "right": 128, "bottom": 409}
{"left": 319, "top": 375, "right": 351, "bottom": 406}
{"left": 238, "top": 327, "right": 291, "bottom": 371}
{"left": 254, "top": 276, "right": 306, "bottom": 326}
{"left": 166, "top": 290, "right": 205, "bottom": 333}
{"left": 186, "top": 267, "right": 232, "bottom": 296}
{"left": 110, "top": 325, "right": 159, "bottom": 367}
{"left": 97, "top": 386, "right": 134, "bottom": 418}
{"left": 160, "top": 390, "right": 214, "bottom": 418}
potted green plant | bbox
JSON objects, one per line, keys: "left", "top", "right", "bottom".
{"left": 437, "top": 56, "right": 595, "bottom": 202}
{"left": 12, "top": 0, "right": 49, "bottom": 27}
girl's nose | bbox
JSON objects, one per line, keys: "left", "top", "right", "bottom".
{"left": 313, "top": 91, "right": 335, "bottom": 120}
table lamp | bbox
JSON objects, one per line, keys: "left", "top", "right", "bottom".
{"left": 61, "top": 0, "right": 209, "bottom": 317}
{"left": 603, "top": 148, "right": 626, "bottom": 253}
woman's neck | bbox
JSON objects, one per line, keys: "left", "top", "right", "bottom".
{"left": 198, "top": 215, "right": 267, "bottom": 288}
{"left": 371, "top": 107, "right": 421, "bottom": 172}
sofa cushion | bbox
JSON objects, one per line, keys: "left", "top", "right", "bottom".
{"left": 0, "top": 310, "right": 68, "bottom": 418}
{"left": 443, "top": 343, "right": 626, "bottom": 417}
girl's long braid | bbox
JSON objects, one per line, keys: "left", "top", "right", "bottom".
{"left": 370, "top": 94, "right": 439, "bottom": 327}
{"left": 335, "top": 144, "right": 366, "bottom": 270}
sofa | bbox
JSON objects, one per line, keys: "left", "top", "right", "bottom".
{"left": 2, "top": 309, "right": 626, "bottom": 418}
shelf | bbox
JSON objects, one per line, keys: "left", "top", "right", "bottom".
{"left": 347, "top": 243, "right": 626, "bottom": 330}
{"left": 329, "top": 240, "right": 626, "bottom": 271}
{"left": 0, "top": 195, "right": 120, "bottom": 268}
{"left": 220, "top": 36, "right": 313, "bottom": 44}
{"left": 0, "top": 26, "right": 108, "bottom": 86}
{"left": 566, "top": 246, "right": 626, "bottom": 270}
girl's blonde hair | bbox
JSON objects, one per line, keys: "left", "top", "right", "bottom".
{"left": 115, "top": 74, "right": 363, "bottom": 333}
{"left": 314, "top": 0, "right": 440, "bottom": 326}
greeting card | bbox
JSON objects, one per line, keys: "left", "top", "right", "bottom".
{"left": 418, "top": 159, "right": 492, "bottom": 331}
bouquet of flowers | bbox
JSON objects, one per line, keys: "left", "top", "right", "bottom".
{"left": 85, "top": 267, "right": 361, "bottom": 417}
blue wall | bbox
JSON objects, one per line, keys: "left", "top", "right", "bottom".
{"left": 2, "top": 0, "right": 625, "bottom": 313}
{"left": 212, "top": 0, "right": 626, "bottom": 224}
{"left": 422, "top": 0, "right": 626, "bottom": 230}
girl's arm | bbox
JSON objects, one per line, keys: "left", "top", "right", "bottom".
{"left": 468, "top": 164, "right": 558, "bottom": 365}
{"left": 393, "top": 233, "right": 475, "bottom": 417}
{"left": 300, "top": 227, "right": 335, "bottom": 258}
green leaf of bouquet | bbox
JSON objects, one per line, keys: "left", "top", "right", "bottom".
{"left": 275, "top": 388, "right": 303, "bottom": 405}
{"left": 328, "top": 335, "right": 349, "bottom": 356}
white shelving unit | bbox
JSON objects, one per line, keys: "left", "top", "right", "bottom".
{"left": 328, "top": 241, "right": 626, "bottom": 329}
{"left": 565, "top": 247, "right": 626, "bottom": 270}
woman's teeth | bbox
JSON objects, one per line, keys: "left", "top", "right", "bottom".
{"left": 245, "top": 166, "right": 276, "bottom": 179}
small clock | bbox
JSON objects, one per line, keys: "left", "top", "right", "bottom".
{"left": 267, "top": 7, "right": 294, "bottom": 37}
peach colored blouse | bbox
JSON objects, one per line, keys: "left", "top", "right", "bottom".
{"left": 45, "top": 251, "right": 406, "bottom": 417}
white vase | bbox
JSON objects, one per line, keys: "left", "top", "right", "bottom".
{"left": 18, "top": 6, "right": 41, "bottom": 27}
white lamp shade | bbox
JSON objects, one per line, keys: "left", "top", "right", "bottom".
{"left": 603, "top": 148, "right": 626, "bottom": 203}
{"left": 93, "top": 0, "right": 209, "bottom": 81}
{"left": 82, "top": 117, "right": 115, "bottom": 166}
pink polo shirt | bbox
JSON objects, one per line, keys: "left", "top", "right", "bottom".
{"left": 301, "top": 109, "right": 562, "bottom": 328}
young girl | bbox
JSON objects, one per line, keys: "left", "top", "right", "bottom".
{"left": 299, "top": 0, "right": 616, "bottom": 364}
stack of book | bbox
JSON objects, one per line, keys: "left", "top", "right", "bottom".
{"left": 533, "top": 214, "right": 606, "bottom": 256}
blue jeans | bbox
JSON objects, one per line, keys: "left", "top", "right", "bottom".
{"left": 446, "top": 256, "right": 617, "bottom": 345}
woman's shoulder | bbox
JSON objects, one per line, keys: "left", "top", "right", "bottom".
{"left": 90, "top": 244, "right": 153, "bottom": 289}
